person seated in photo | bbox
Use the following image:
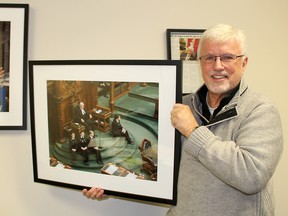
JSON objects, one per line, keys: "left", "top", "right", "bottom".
{"left": 87, "top": 130, "right": 103, "bottom": 165}
{"left": 69, "top": 132, "right": 78, "bottom": 163}
{"left": 78, "top": 131, "right": 89, "bottom": 166}
{"left": 99, "top": 82, "right": 110, "bottom": 98}
{"left": 111, "top": 114, "right": 134, "bottom": 145}
{"left": 74, "top": 101, "right": 97, "bottom": 133}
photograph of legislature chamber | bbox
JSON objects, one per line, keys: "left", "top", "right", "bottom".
{"left": 48, "top": 80, "right": 159, "bottom": 181}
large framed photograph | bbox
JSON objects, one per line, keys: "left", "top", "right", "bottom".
{"left": 29, "top": 60, "right": 182, "bottom": 205}
{"left": 0, "top": 4, "right": 29, "bottom": 129}
{"left": 167, "top": 29, "right": 205, "bottom": 94}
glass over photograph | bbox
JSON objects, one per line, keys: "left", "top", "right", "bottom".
{"left": 48, "top": 81, "right": 159, "bottom": 181}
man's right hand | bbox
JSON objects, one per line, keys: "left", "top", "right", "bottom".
{"left": 170, "top": 103, "right": 198, "bottom": 138}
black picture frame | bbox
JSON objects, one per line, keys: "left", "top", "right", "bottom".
{"left": 0, "top": 4, "right": 29, "bottom": 130}
{"left": 29, "top": 60, "right": 182, "bottom": 205}
{"left": 166, "top": 28, "right": 205, "bottom": 94}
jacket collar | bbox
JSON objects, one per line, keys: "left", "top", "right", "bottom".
{"left": 194, "top": 79, "right": 248, "bottom": 126}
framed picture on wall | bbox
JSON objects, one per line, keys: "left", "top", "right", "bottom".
{"left": 29, "top": 60, "right": 182, "bottom": 205}
{"left": 0, "top": 4, "right": 29, "bottom": 130}
{"left": 166, "top": 29, "right": 205, "bottom": 94}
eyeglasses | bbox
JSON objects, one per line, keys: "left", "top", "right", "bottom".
{"left": 199, "top": 54, "right": 244, "bottom": 64}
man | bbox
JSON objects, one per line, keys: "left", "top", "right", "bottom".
{"left": 74, "top": 101, "right": 96, "bottom": 132}
{"left": 79, "top": 131, "right": 89, "bottom": 166}
{"left": 168, "top": 24, "right": 283, "bottom": 215}
{"left": 82, "top": 24, "right": 283, "bottom": 216}
{"left": 87, "top": 130, "right": 103, "bottom": 165}
{"left": 111, "top": 114, "right": 134, "bottom": 145}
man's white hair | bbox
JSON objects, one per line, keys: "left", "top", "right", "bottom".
{"left": 197, "top": 24, "right": 247, "bottom": 57}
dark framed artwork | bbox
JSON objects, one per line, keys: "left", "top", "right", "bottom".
{"left": 166, "top": 29, "right": 205, "bottom": 94}
{"left": 0, "top": 4, "right": 29, "bottom": 129}
{"left": 29, "top": 60, "right": 182, "bottom": 205}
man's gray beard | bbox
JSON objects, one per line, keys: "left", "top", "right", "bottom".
{"left": 207, "top": 83, "right": 231, "bottom": 95}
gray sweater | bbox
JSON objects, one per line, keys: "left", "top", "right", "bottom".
{"left": 167, "top": 80, "right": 283, "bottom": 216}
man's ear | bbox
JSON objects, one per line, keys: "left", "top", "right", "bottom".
{"left": 241, "top": 56, "right": 248, "bottom": 75}
{"left": 242, "top": 56, "right": 248, "bottom": 68}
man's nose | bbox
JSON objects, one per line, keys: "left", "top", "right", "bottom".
{"left": 213, "top": 57, "right": 225, "bottom": 70}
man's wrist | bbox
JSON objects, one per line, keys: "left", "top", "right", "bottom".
{"left": 184, "top": 125, "right": 199, "bottom": 138}
{"left": 192, "top": 125, "right": 199, "bottom": 133}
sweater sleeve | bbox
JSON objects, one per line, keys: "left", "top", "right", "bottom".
{"left": 183, "top": 100, "right": 283, "bottom": 195}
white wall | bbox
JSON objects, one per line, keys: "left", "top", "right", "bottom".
{"left": 1, "top": 0, "right": 287, "bottom": 215}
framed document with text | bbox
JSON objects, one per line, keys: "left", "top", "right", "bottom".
{"left": 167, "top": 29, "right": 205, "bottom": 94}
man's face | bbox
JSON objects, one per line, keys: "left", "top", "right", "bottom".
{"left": 199, "top": 39, "right": 248, "bottom": 98}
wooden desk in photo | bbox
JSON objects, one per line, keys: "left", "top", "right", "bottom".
{"left": 92, "top": 105, "right": 111, "bottom": 132}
